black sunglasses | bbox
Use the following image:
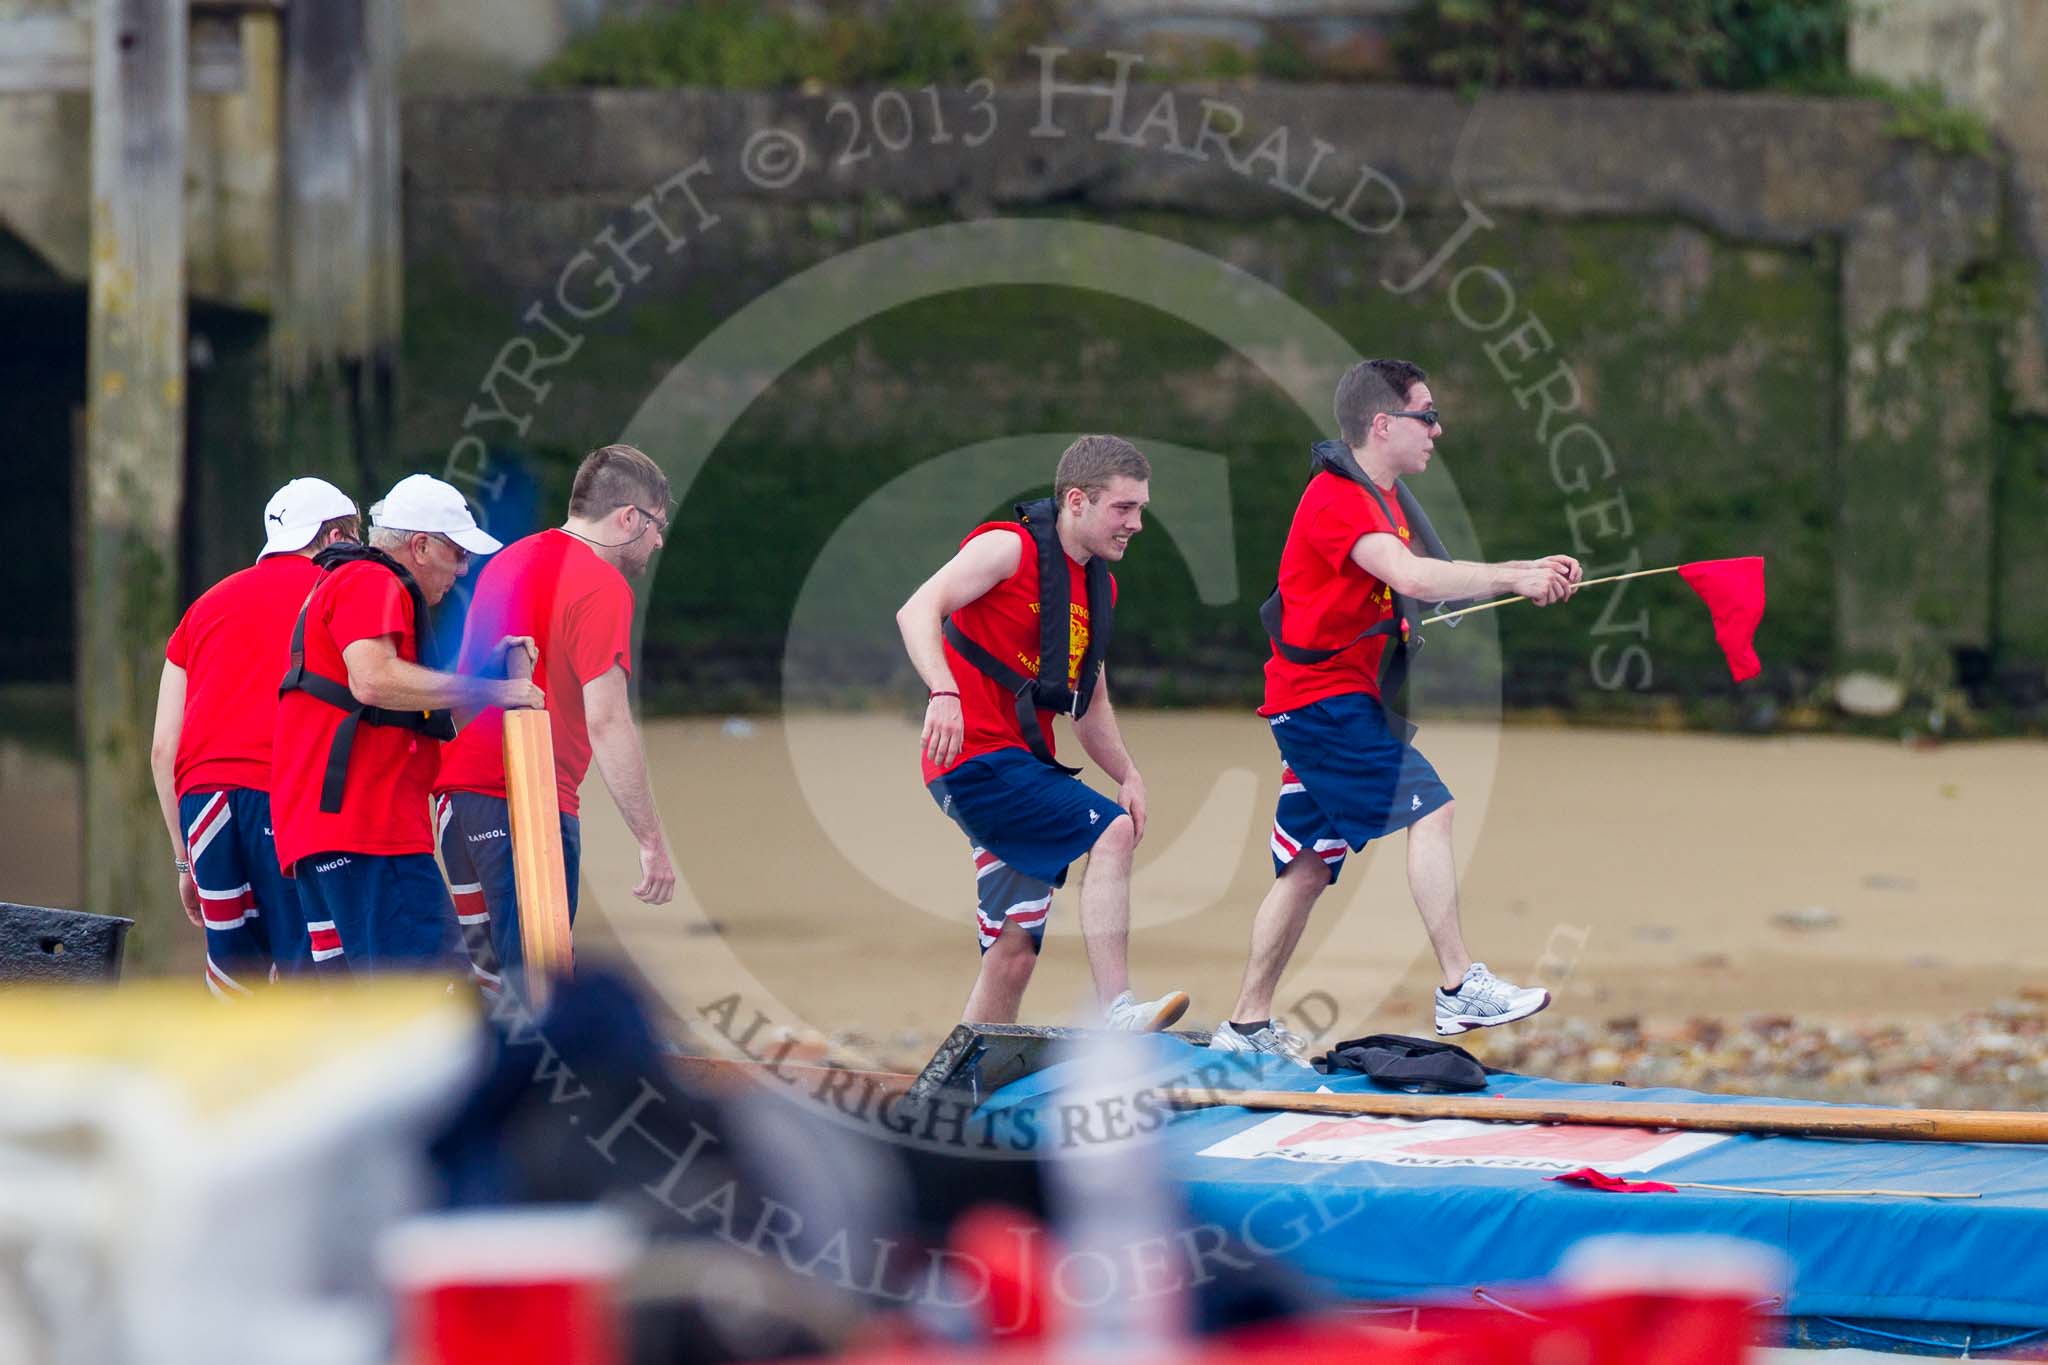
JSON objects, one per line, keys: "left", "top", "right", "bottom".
{"left": 1387, "top": 408, "right": 1441, "bottom": 428}
{"left": 429, "top": 533, "right": 471, "bottom": 567}
{"left": 623, "top": 503, "right": 670, "bottom": 535}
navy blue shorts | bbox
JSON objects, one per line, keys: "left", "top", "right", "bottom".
{"left": 435, "top": 791, "right": 582, "bottom": 992}
{"left": 928, "top": 748, "right": 1126, "bottom": 953}
{"left": 180, "top": 788, "right": 305, "bottom": 994}
{"left": 293, "top": 850, "right": 462, "bottom": 974}
{"left": 1266, "top": 692, "right": 1453, "bottom": 883}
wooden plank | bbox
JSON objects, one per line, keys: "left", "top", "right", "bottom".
{"left": 81, "top": 0, "right": 186, "bottom": 961}
{"left": 0, "top": 10, "right": 244, "bottom": 93}
{"left": 502, "top": 708, "right": 573, "bottom": 1007}
{"left": 0, "top": 14, "right": 91, "bottom": 92}
{"left": 276, "top": 0, "right": 399, "bottom": 384}
{"left": 187, "top": 12, "right": 241, "bottom": 91}
{"left": 1164, "top": 1088, "right": 2048, "bottom": 1147}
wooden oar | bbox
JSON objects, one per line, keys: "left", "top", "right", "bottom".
{"left": 1422, "top": 564, "right": 1681, "bottom": 626}
{"left": 1162, "top": 1088, "right": 2048, "bottom": 1146}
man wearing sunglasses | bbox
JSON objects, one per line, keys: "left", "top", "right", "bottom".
{"left": 272, "top": 474, "right": 545, "bottom": 974}
{"left": 1213, "top": 359, "right": 1583, "bottom": 1059}
{"left": 434, "top": 443, "right": 678, "bottom": 995}
{"left": 149, "top": 477, "right": 363, "bottom": 995}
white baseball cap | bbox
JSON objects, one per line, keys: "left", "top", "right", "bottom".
{"left": 260, "top": 477, "right": 359, "bottom": 557}
{"left": 369, "top": 474, "right": 503, "bottom": 555}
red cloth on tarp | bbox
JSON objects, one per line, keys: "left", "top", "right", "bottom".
{"left": 1547, "top": 1166, "right": 1679, "bottom": 1194}
{"left": 1677, "top": 557, "right": 1766, "bottom": 683}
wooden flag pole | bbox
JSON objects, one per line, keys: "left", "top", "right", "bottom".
{"left": 1162, "top": 1088, "right": 2048, "bottom": 1147}
{"left": 1421, "top": 564, "right": 1686, "bottom": 627}
{"left": 502, "top": 708, "right": 574, "bottom": 1009}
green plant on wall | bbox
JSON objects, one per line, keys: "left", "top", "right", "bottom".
{"left": 535, "top": 0, "right": 2004, "bottom": 147}
{"left": 1878, "top": 80, "right": 1994, "bottom": 158}
{"left": 537, "top": 2, "right": 815, "bottom": 89}
{"left": 1704, "top": 0, "right": 1849, "bottom": 89}
{"left": 1393, "top": 0, "right": 1861, "bottom": 92}
{"left": 1394, "top": 0, "right": 1737, "bottom": 91}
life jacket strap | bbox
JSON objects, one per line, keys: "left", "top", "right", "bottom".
{"left": 279, "top": 547, "right": 457, "bottom": 813}
{"left": 941, "top": 618, "right": 1082, "bottom": 776}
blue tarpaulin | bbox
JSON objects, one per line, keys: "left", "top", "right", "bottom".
{"left": 978, "top": 1037, "right": 2048, "bottom": 1331}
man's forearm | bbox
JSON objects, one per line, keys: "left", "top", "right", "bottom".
{"left": 1404, "top": 557, "right": 1519, "bottom": 604}
{"left": 149, "top": 666, "right": 187, "bottom": 857}
{"left": 1074, "top": 703, "right": 1137, "bottom": 785}
{"left": 353, "top": 657, "right": 499, "bottom": 714}
{"left": 593, "top": 712, "right": 663, "bottom": 847}
{"left": 588, "top": 713, "right": 665, "bottom": 845}
{"left": 896, "top": 604, "right": 958, "bottom": 694}
{"left": 150, "top": 744, "right": 184, "bottom": 856}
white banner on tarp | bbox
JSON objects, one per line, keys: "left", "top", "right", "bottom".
{"left": 1196, "top": 1110, "right": 1726, "bottom": 1173}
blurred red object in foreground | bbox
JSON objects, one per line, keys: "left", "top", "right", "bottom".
{"left": 950, "top": 1203, "right": 1054, "bottom": 1342}
{"left": 817, "top": 1283, "right": 1762, "bottom": 1365}
{"left": 382, "top": 1208, "right": 637, "bottom": 1365}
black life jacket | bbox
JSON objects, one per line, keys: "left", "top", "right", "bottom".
{"left": 1258, "top": 439, "right": 1461, "bottom": 741}
{"left": 278, "top": 543, "right": 457, "bottom": 814}
{"left": 941, "top": 497, "right": 1114, "bottom": 776}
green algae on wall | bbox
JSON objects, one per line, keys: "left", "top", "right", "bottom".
{"left": 395, "top": 207, "right": 1844, "bottom": 714}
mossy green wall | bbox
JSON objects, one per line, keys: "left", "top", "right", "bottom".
{"left": 398, "top": 205, "right": 1856, "bottom": 714}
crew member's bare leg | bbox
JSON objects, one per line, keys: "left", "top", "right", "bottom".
{"left": 1077, "top": 813, "right": 1136, "bottom": 1009}
{"left": 1228, "top": 852, "right": 1330, "bottom": 1022}
{"left": 961, "top": 922, "right": 1037, "bottom": 1023}
{"left": 1407, "top": 800, "right": 1473, "bottom": 991}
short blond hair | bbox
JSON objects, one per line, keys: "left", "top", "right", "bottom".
{"left": 1053, "top": 435, "right": 1150, "bottom": 502}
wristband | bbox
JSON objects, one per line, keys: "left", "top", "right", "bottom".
{"left": 928, "top": 690, "right": 960, "bottom": 701}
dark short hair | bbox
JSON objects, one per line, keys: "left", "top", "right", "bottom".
{"left": 568, "top": 444, "right": 670, "bottom": 520}
{"left": 1053, "top": 435, "right": 1150, "bottom": 502}
{"left": 1335, "top": 359, "right": 1428, "bottom": 448}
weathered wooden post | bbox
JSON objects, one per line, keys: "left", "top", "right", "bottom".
{"left": 276, "top": 0, "right": 404, "bottom": 491}
{"left": 81, "top": 0, "right": 186, "bottom": 959}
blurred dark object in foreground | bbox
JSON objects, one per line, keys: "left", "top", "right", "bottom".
{"left": 424, "top": 970, "right": 1323, "bottom": 1364}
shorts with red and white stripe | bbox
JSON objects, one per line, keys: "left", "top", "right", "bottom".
{"left": 177, "top": 788, "right": 306, "bottom": 997}
{"left": 291, "top": 850, "right": 462, "bottom": 975}
{"left": 926, "top": 749, "right": 1127, "bottom": 953}
{"left": 434, "top": 790, "right": 582, "bottom": 995}
{"left": 1270, "top": 765, "right": 1354, "bottom": 884}
{"left": 966, "top": 845, "right": 1054, "bottom": 954}
{"left": 1266, "top": 693, "right": 1454, "bottom": 882}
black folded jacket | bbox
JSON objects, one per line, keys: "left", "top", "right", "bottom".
{"left": 1316, "top": 1032, "right": 1493, "bottom": 1093}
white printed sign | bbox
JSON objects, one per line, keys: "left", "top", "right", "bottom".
{"left": 1197, "top": 1111, "right": 1725, "bottom": 1173}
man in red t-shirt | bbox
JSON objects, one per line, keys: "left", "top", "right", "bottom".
{"left": 898, "top": 435, "right": 1188, "bottom": 1033}
{"left": 150, "top": 477, "right": 361, "bottom": 996}
{"left": 272, "top": 474, "right": 544, "bottom": 974}
{"left": 433, "top": 444, "right": 677, "bottom": 990}
{"left": 1212, "top": 359, "right": 1584, "bottom": 1058}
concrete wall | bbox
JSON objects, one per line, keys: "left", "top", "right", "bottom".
{"left": 0, "top": 10, "right": 279, "bottom": 310}
{"left": 1852, "top": 0, "right": 2048, "bottom": 416}
{"left": 400, "top": 82, "right": 2030, "bottom": 714}
{"left": 401, "top": 0, "right": 605, "bottom": 94}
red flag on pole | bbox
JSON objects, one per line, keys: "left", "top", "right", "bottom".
{"left": 1676, "top": 557, "right": 1766, "bottom": 683}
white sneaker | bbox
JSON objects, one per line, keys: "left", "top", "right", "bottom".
{"left": 1105, "top": 988, "right": 1190, "bottom": 1032}
{"left": 1208, "top": 1018, "right": 1309, "bottom": 1063}
{"left": 1434, "top": 963, "right": 1549, "bottom": 1036}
